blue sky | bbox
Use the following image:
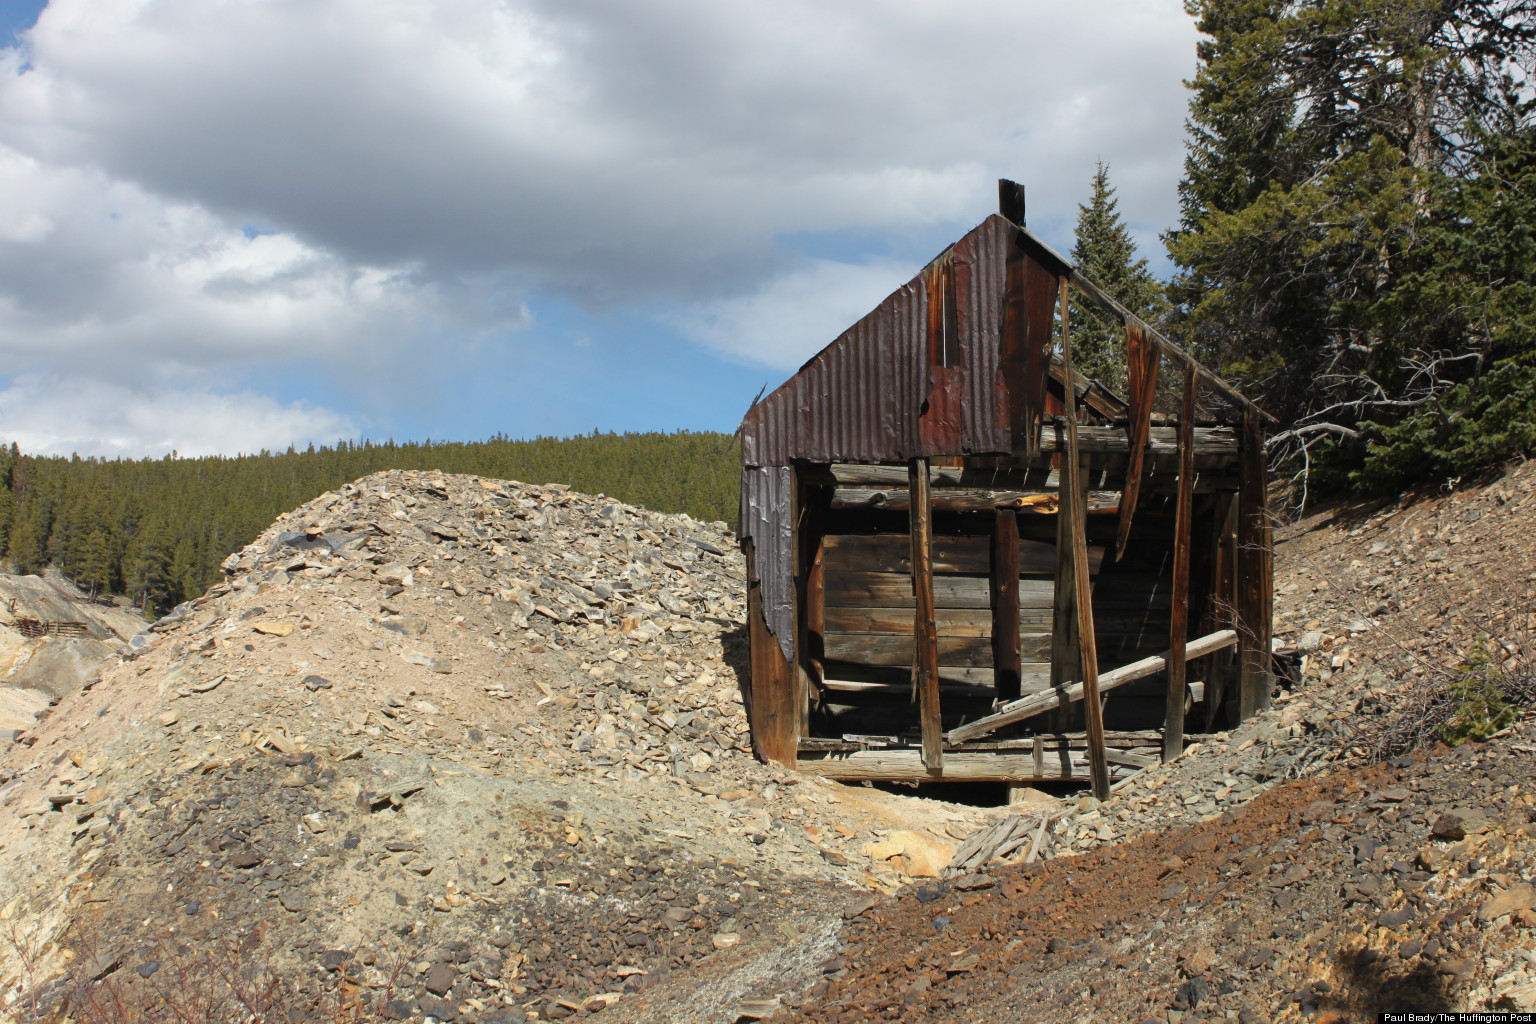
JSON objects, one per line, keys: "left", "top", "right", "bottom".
{"left": 0, "top": 0, "right": 1198, "bottom": 458}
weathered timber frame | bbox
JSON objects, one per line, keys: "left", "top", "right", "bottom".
{"left": 739, "top": 180, "right": 1275, "bottom": 797}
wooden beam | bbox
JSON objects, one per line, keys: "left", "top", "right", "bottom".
{"left": 1237, "top": 408, "right": 1274, "bottom": 719}
{"left": 998, "top": 178, "right": 1026, "bottom": 226}
{"left": 909, "top": 458, "right": 943, "bottom": 775}
{"left": 829, "top": 486, "right": 1120, "bottom": 513}
{"left": 1116, "top": 320, "right": 1159, "bottom": 561}
{"left": 1047, "top": 454, "right": 1080, "bottom": 736}
{"left": 795, "top": 749, "right": 1139, "bottom": 784}
{"left": 1058, "top": 277, "right": 1111, "bottom": 800}
{"left": 991, "top": 508, "right": 1021, "bottom": 701}
{"left": 1010, "top": 228, "right": 1273, "bottom": 423}
{"left": 946, "top": 629, "right": 1240, "bottom": 743}
{"left": 1164, "top": 365, "right": 1197, "bottom": 762}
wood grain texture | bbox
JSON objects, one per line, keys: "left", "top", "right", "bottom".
{"left": 1059, "top": 276, "right": 1112, "bottom": 800}
{"left": 946, "top": 629, "right": 1239, "bottom": 743}
{"left": 909, "top": 458, "right": 943, "bottom": 775}
{"left": 1164, "top": 365, "right": 1197, "bottom": 762}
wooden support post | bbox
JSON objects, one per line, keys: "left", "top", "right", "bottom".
{"left": 796, "top": 467, "right": 827, "bottom": 734}
{"left": 1058, "top": 278, "right": 1111, "bottom": 800}
{"left": 744, "top": 540, "right": 798, "bottom": 765}
{"left": 1048, "top": 450, "right": 1080, "bottom": 735}
{"left": 1115, "top": 321, "right": 1159, "bottom": 561}
{"left": 910, "top": 457, "right": 943, "bottom": 775}
{"left": 991, "top": 509, "right": 1022, "bottom": 702}
{"left": 1237, "top": 408, "right": 1274, "bottom": 720}
{"left": 1163, "top": 366, "right": 1197, "bottom": 762}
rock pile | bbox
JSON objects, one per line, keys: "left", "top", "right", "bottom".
{"left": 0, "top": 471, "right": 1018, "bottom": 1024}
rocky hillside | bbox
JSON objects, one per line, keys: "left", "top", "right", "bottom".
{"left": 3, "top": 460, "right": 1535, "bottom": 1023}
{"left": 0, "top": 471, "right": 1027, "bottom": 1024}
{"left": 0, "top": 573, "right": 143, "bottom": 740}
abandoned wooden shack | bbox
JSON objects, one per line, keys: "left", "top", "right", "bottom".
{"left": 737, "top": 180, "right": 1275, "bottom": 798}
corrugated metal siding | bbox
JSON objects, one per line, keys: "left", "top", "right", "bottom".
{"left": 957, "top": 217, "right": 1010, "bottom": 453}
{"left": 740, "top": 464, "right": 794, "bottom": 660}
{"left": 740, "top": 214, "right": 1013, "bottom": 468}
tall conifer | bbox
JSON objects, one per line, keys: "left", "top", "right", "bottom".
{"left": 1070, "top": 162, "right": 1165, "bottom": 387}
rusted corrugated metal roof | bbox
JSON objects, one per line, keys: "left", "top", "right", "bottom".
{"left": 740, "top": 215, "right": 1015, "bottom": 468}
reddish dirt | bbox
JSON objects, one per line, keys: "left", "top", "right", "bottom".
{"left": 779, "top": 730, "right": 1536, "bottom": 1023}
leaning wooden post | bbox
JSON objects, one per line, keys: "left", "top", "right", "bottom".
{"left": 1163, "top": 364, "right": 1197, "bottom": 762}
{"left": 1058, "top": 278, "right": 1111, "bottom": 800}
{"left": 1237, "top": 407, "right": 1274, "bottom": 720}
{"left": 910, "top": 457, "right": 943, "bottom": 775}
{"left": 990, "top": 508, "right": 1022, "bottom": 702}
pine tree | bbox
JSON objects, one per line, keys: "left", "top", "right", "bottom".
{"left": 1167, "top": 0, "right": 1536, "bottom": 462}
{"left": 1070, "top": 162, "right": 1166, "bottom": 387}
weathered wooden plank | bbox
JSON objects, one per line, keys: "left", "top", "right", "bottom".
{"left": 1060, "top": 277, "right": 1111, "bottom": 801}
{"left": 823, "top": 570, "right": 1170, "bottom": 613}
{"left": 801, "top": 730, "right": 1170, "bottom": 753}
{"left": 991, "top": 509, "right": 1021, "bottom": 701}
{"left": 1048, "top": 472, "right": 1081, "bottom": 736}
{"left": 823, "top": 622, "right": 1161, "bottom": 665}
{"left": 910, "top": 458, "right": 943, "bottom": 776}
{"left": 819, "top": 667, "right": 1052, "bottom": 698}
{"left": 829, "top": 486, "right": 1121, "bottom": 513}
{"left": 1116, "top": 320, "right": 1160, "bottom": 561}
{"left": 1164, "top": 366, "right": 1197, "bottom": 762}
{"left": 745, "top": 543, "right": 797, "bottom": 765}
{"left": 822, "top": 603, "right": 1167, "bottom": 639}
{"left": 794, "top": 749, "right": 1139, "bottom": 783}
{"left": 1037, "top": 425, "right": 1238, "bottom": 455}
{"left": 825, "top": 633, "right": 990, "bottom": 667}
{"left": 820, "top": 662, "right": 1016, "bottom": 688}
{"left": 1237, "top": 408, "right": 1274, "bottom": 720}
{"left": 945, "top": 629, "right": 1239, "bottom": 743}
{"left": 826, "top": 571, "right": 986, "bottom": 610}
{"left": 823, "top": 534, "right": 1103, "bottom": 576}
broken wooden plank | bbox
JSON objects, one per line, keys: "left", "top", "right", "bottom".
{"left": 910, "top": 458, "right": 943, "bottom": 776}
{"left": 1012, "top": 226, "right": 1273, "bottom": 423}
{"left": 1164, "top": 365, "right": 1197, "bottom": 762}
{"left": 944, "top": 628, "right": 1239, "bottom": 743}
{"left": 1059, "top": 276, "right": 1112, "bottom": 801}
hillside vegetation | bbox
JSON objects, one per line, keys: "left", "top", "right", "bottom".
{"left": 0, "top": 431, "right": 738, "bottom": 615}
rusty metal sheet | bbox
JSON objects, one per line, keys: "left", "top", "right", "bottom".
{"left": 740, "top": 215, "right": 1014, "bottom": 468}
{"left": 740, "top": 464, "right": 794, "bottom": 660}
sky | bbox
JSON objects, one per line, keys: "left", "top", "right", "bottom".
{"left": 0, "top": 0, "right": 1201, "bottom": 459}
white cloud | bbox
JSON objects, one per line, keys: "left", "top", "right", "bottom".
{"left": 0, "top": 375, "right": 356, "bottom": 458}
{"left": 672, "top": 258, "right": 918, "bottom": 370}
{"left": 2, "top": 0, "right": 1197, "bottom": 294}
{"left": 0, "top": 0, "right": 1200, "bottom": 455}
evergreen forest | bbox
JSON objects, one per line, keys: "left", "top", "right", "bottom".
{"left": 0, "top": 432, "right": 738, "bottom": 615}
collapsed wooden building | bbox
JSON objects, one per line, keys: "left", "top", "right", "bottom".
{"left": 737, "top": 181, "right": 1275, "bottom": 798}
